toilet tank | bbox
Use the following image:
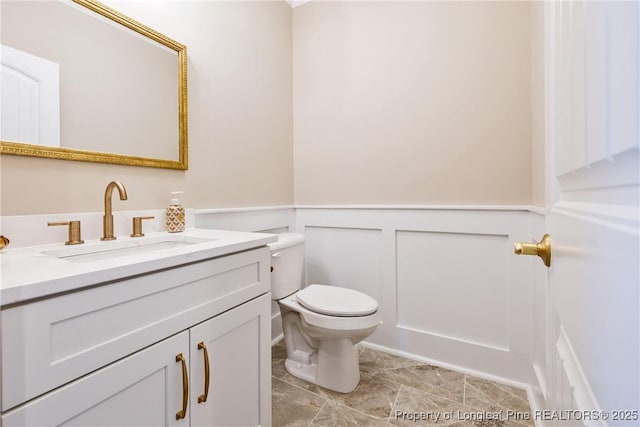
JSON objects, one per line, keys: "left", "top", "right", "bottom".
{"left": 268, "top": 233, "right": 305, "bottom": 300}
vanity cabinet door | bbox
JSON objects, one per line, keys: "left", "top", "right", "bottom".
{"left": 2, "top": 331, "right": 190, "bottom": 427}
{"left": 189, "top": 293, "right": 272, "bottom": 427}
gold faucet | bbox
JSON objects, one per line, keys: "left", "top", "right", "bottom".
{"left": 101, "top": 181, "right": 128, "bottom": 240}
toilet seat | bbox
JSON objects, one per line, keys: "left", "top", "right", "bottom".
{"left": 296, "top": 284, "right": 378, "bottom": 317}
{"left": 279, "top": 292, "right": 381, "bottom": 332}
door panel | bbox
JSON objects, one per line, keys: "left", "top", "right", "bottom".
{"left": 545, "top": 0, "right": 639, "bottom": 422}
{"left": 0, "top": 44, "right": 60, "bottom": 146}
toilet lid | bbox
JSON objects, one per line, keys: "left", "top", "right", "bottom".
{"left": 296, "top": 284, "right": 378, "bottom": 317}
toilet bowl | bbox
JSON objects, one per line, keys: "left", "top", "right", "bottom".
{"left": 269, "top": 233, "right": 380, "bottom": 393}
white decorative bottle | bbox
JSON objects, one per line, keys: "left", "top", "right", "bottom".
{"left": 166, "top": 191, "right": 185, "bottom": 233}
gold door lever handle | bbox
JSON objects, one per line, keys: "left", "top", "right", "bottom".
{"left": 0, "top": 236, "right": 9, "bottom": 251}
{"left": 514, "top": 234, "right": 551, "bottom": 267}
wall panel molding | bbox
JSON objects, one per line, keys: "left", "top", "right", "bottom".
{"left": 296, "top": 206, "right": 540, "bottom": 384}
{"left": 395, "top": 229, "right": 510, "bottom": 352}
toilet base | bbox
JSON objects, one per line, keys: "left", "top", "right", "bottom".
{"left": 284, "top": 337, "right": 360, "bottom": 393}
{"left": 277, "top": 295, "right": 380, "bottom": 394}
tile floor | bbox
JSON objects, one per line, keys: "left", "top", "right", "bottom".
{"left": 272, "top": 341, "right": 533, "bottom": 426}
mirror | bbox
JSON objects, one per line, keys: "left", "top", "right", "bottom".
{"left": 0, "top": 0, "right": 188, "bottom": 169}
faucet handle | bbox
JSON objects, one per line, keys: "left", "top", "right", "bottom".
{"left": 131, "top": 216, "right": 155, "bottom": 237}
{"left": 48, "top": 221, "right": 84, "bottom": 245}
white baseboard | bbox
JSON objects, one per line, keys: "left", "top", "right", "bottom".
{"left": 271, "top": 311, "right": 282, "bottom": 343}
{"left": 271, "top": 333, "right": 283, "bottom": 347}
{"left": 360, "top": 340, "right": 532, "bottom": 392}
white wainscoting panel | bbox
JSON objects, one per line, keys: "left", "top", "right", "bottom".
{"left": 296, "top": 207, "right": 538, "bottom": 385}
{"left": 195, "top": 206, "right": 295, "bottom": 234}
{"left": 396, "top": 230, "right": 509, "bottom": 351}
{"left": 195, "top": 206, "right": 296, "bottom": 342}
{"left": 305, "top": 226, "right": 383, "bottom": 307}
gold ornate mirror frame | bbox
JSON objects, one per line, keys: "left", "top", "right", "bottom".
{"left": 0, "top": 0, "right": 188, "bottom": 170}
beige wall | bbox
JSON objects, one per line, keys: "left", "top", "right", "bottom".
{"left": 0, "top": 1, "right": 293, "bottom": 215}
{"left": 293, "top": 1, "right": 533, "bottom": 205}
{"left": 1, "top": 1, "right": 542, "bottom": 216}
{"left": 530, "top": 1, "right": 546, "bottom": 207}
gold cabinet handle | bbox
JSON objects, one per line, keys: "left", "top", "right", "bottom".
{"left": 130, "top": 216, "right": 155, "bottom": 237}
{"left": 176, "top": 353, "right": 189, "bottom": 420}
{"left": 48, "top": 221, "right": 84, "bottom": 245}
{"left": 514, "top": 234, "right": 551, "bottom": 267}
{"left": 197, "top": 341, "right": 210, "bottom": 403}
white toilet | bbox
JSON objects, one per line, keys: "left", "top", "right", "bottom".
{"left": 269, "top": 233, "right": 381, "bottom": 393}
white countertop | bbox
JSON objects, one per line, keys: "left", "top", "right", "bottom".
{"left": 0, "top": 228, "right": 277, "bottom": 306}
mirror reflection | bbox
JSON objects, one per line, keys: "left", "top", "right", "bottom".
{"left": 0, "top": 0, "right": 187, "bottom": 169}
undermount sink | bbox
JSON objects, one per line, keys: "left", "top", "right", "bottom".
{"left": 42, "top": 234, "right": 215, "bottom": 263}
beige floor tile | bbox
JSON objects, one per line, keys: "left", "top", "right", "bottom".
{"left": 272, "top": 357, "right": 288, "bottom": 380}
{"left": 272, "top": 340, "right": 287, "bottom": 358}
{"left": 282, "top": 373, "right": 400, "bottom": 419}
{"left": 389, "top": 385, "right": 476, "bottom": 427}
{"left": 464, "top": 377, "right": 533, "bottom": 426}
{"left": 376, "top": 363, "right": 465, "bottom": 403}
{"left": 272, "top": 340, "right": 288, "bottom": 379}
{"left": 359, "top": 347, "right": 420, "bottom": 379}
{"left": 272, "top": 343, "right": 533, "bottom": 427}
{"left": 272, "top": 377, "right": 326, "bottom": 427}
{"left": 311, "top": 400, "right": 392, "bottom": 426}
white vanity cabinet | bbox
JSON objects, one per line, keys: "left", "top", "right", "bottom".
{"left": 190, "top": 294, "right": 271, "bottom": 426}
{"left": 2, "top": 330, "right": 190, "bottom": 427}
{"left": 1, "top": 245, "right": 273, "bottom": 427}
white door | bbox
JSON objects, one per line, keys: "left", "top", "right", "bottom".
{"left": 543, "top": 0, "right": 639, "bottom": 423}
{"left": 2, "top": 331, "right": 190, "bottom": 427}
{"left": 0, "top": 44, "right": 60, "bottom": 147}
